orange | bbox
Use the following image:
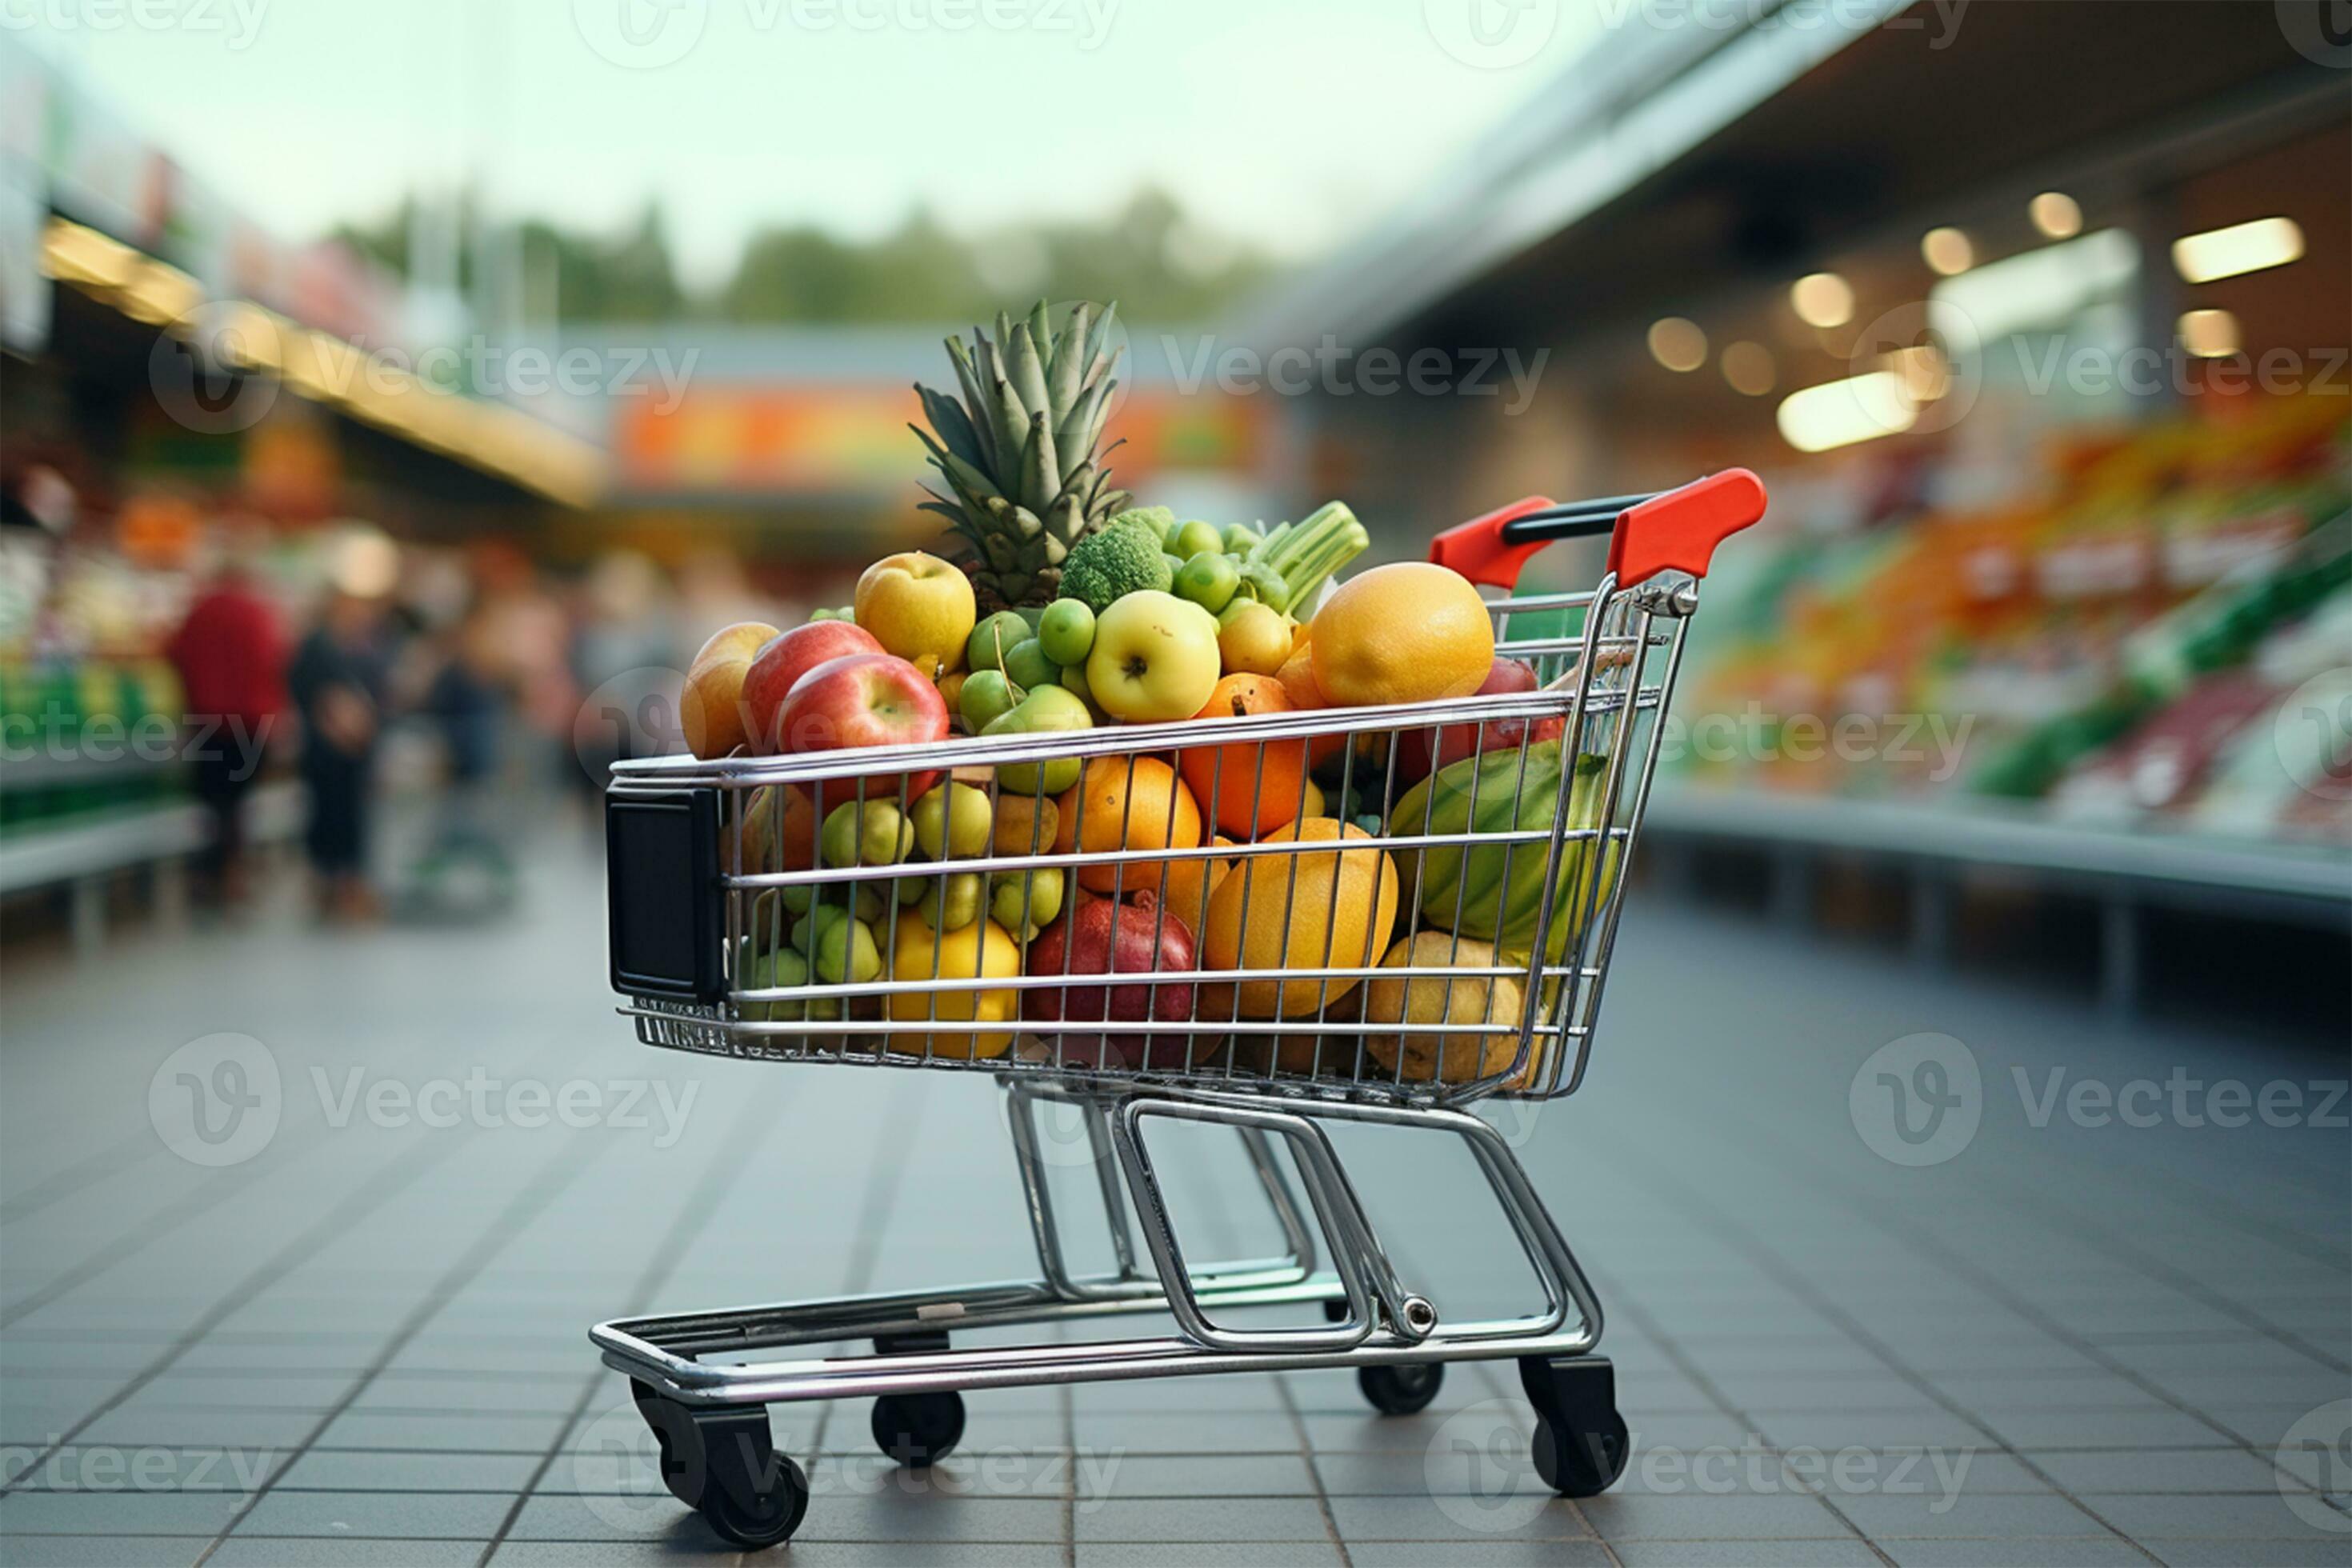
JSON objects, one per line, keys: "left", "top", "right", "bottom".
{"left": 1161, "top": 834, "right": 1235, "bottom": 945}
{"left": 1067, "top": 755, "right": 1204, "bottom": 895}
{"left": 1276, "top": 646, "right": 1347, "bottom": 773}
{"left": 1199, "top": 818, "right": 1400, "bottom": 1018}
{"left": 1310, "top": 562, "right": 1494, "bottom": 709}
{"left": 1178, "top": 674, "right": 1309, "bottom": 838}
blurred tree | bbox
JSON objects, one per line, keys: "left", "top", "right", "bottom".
{"left": 338, "top": 187, "right": 1270, "bottom": 325}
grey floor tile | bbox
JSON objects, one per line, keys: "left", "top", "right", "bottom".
{"left": 271, "top": 1450, "right": 542, "bottom": 1493}
{"left": 1329, "top": 1493, "right": 1591, "bottom": 1542}
{"left": 1610, "top": 1542, "right": 1886, "bottom": 1567}
{"left": 484, "top": 1533, "right": 731, "bottom": 1564}
{"left": 208, "top": 1541, "right": 486, "bottom": 1566}
{"left": 2030, "top": 1446, "right": 2306, "bottom": 1494}
{"left": 315, "top": 1413, "right": 570, "bottom": 1454}
{"left": 230, "top": 1490, "right": 518, "bottom": 1540}
{"left": 1078, "top": 1545, "right": 1346, "bottom": 1568}
{"left": 1075, "top": 1498, "right": 1334, "bottom": 1543}
{"left": 2150, "top": 1542, "right": 2352, "bottom": 1567}
{"left": 499, "top": 1494, "right": 723, "bottom": 1545}
{"left": 1878, "top": 1540, "right": 2158, "bottom": 1567}
{"left": 1990, "top": 1408, "right": 2242, "bottom": 1450}
{"left": 1078, "top": 1411, "right": 1302, "bottom": 1455}
{"left": 1346, "top": 1545, "right": 1618, "bottom": 1567}
{"left": 0, "top": 1492, "right": 246, "bottom": 1536}
{"left": 1078, "top": 1454, "right": 1314, "bottom": 1498}
{"left": 1314, "top": 1449, "right": 1549, "bottom": 1499}
{"left": 2084, "top": 1492, "right": 2351, "bottom": 1541}
{"left": 1580, "top": 1491, "right": 1860, "bottom": 1541}
{"left": 0, "top": 1538, "right": 208, "bottom": 1568}
{"left": 1832, "top": 1492, "right": 2112, "bottom": 1539}
{"left": 794, "top": 1494, "right": 1067, "bottom": 1544}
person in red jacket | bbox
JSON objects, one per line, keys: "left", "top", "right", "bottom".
{"left": 166, "top": 550, "right": 286, "bottom": 907}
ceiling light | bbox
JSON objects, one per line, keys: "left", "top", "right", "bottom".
{"left": 2178, "top": 309, "right": 2239, "bottom": 358}
{"left": 1921, "top": 228, "right": 1974, "bottom": 277}
{"left": 2029, "top": 192, "right": 2082, "bottom": 240}
{"left": 1790, "top": 273, "right": 1854, "bottom": 330}
{"left": 1777, "top": 371, "right": 1918, "bottom": 453}
{"left": 1647, "top": 317, "right": 1708, "bottom": 372}
{"left": 1721, "top": 342, "right": 1776, "bottom": 396}
{"left": 2172, "top": 217, "right": 2304, "bottom": 284}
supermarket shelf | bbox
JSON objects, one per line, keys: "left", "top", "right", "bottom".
{"left": 0, "top": 782, "right": 302, "bottom": 896}
{"left": 1642, "top": 786, "right": 2350, "bottom": 921}
{"left": 0, "top": 748, "right": 182, "bottom": 791}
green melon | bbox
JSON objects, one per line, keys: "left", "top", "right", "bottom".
{"left": 1389, "top": 740, "right": 1618, "bottom": 961}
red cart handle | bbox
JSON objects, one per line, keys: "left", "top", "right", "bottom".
{"left": 1428, "top": 469, "right": 1768, "bottom": 592}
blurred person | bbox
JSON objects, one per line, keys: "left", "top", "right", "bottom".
{"left": 166, "top": 534, "right": 286, "bottom": 907}
{"left": 569, "top": 550, "right": 676, "bottom": 806}
{"left": 406, "top": 598, "right": 517, "bottom": 914}
{"left": 288, "top": 589, "right": 391, "bottom": 923}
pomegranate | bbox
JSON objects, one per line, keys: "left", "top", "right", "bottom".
{"left": 1025, "top": 890, "right": 1198, "bottom": 1070}
{"left": 1396, "top": 658, "right": 1566, "bottom": 783}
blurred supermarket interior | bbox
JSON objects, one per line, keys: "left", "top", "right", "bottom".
{"left": 2, "top": 2, "right": 2342, "bottom": 1029}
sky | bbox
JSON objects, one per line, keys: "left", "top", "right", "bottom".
{"left": 25, "top": 0, "right": 1610, "bottom": 290}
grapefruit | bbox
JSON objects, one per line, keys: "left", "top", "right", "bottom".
{"left": 1310, "top": 563, "right": 1494, "bottom": 709}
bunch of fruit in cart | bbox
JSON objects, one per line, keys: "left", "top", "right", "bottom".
{"left": 672, "top": 303, "right": 1616, "bottom": 1086}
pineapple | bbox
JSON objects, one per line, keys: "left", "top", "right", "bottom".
{"left": 911, "top": 300, "right": 1133, "bottom": 612}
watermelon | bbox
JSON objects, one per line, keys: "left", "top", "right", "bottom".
{"left": 1388, "top": 740, "right": 1618, "bottom": 960}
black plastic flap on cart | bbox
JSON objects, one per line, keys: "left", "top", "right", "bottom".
{"left": 606, "top": 789, "right": 724, "bottom": 1004}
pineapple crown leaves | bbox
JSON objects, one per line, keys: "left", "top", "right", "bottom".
{"left": 910, "top": 300, "right": 1123, "bottom": 520}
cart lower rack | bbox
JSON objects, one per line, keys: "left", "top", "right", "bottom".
{"left": 597, "top": 472, "right": 1765, "bottom": 1546}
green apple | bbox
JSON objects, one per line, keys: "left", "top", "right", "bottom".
{"left": 966, "top": 610, "right": 1030, "bottom": 674}
{"left": 813, "top": 915, "right": 881, "bottom": 985}
{"left": 911, "top": 782, "right": 992, "bottom": 860}
{"left": 1174, "top": 552, "right": 1239, "bottom": 614}
{"left": 821, "top": 799, "right": 912, "bottom": 868}
{"left": 1037, "top": 599, "right": 1095, "bottom": 666}
{"left": 736, "top": 942, "right": 810, "bottom": 1022}
{"left": 790, "top": 902, "right": 846, "bottom": 957}
{"left": 1220, "top": 524, "right": 1262, "bottom": 555}
{"left": 916, "top": 871, "right": 985, "bottom": 932}
{"left": 983, "top": 684, "right": 1092, "bottom": 795}
{"left": 1173, "top": 519, "right": 1224, "bottom": 559}
{"left": 1003, "top": 637, "right": 1059, "bottom": 693}
{"left": 989, "top": 866, "right": 1065, "bottom": 938}
{"left": 1087, "top": 590, "right": 1222, "bottom": 723}
{"left": 959, "top": 668, "right": 1019, "bottom": 732}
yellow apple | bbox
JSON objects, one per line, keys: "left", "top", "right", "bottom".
{"left": 1087, "top": 590, "right": 1222, "bottom": 724}
{"left": 855, "top": 552, "right": 977, "bottom": 679}
{"left": 682, "top": 621, "right": 779, "bottom": 758}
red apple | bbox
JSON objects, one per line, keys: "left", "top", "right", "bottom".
{"left": 742, "top": 620, "right": 884, "bottom": 754}
{"left": 778, "top": 652, "right": 949, "bottom": 809}
{"left": 1025, "top": 891, "right": 1198, "bottom": 1070}
{"left": 1396, "top": 657, "right": 1566, "bottom": 782}
{"left": 680, "top": 621, "right": 779, "bottom": 759}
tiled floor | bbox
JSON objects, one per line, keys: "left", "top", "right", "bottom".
{"left": 1, "top": 846, "right": 2345, "bottom": 1567}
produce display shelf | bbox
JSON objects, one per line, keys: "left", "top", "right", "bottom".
{"left": 0, "top": 781, "right": 300, "bottom": 896}
{"left": 0, "top": 748, "right": 182, "bottom": 791}
{"left": 1642, "top": 785, "right": 2350, "bottom": 922}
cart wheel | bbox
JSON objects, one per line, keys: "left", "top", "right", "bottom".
{"left": 1519, "top": 1354, "right": 1629, "bottom": 1498}
{"left": 1358, "top": 1362, "right": 1445, "bottom": 1415}
{"left": 702, "top": 1450, "right": 808, "bottom": 1548}
{"left": 695, "top": 1410, "right": 807, "bottom": 1548}
{"left": 871, "top": 1390, "right": 966, "bottom": 1467}
{"left": 630, "top": 1380, "right": 706, "bottom": 1507}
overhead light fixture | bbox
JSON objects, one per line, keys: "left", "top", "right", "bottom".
{"left": 1647, "top": 317, "right": 1708, "bottom": 372}
{"left": 2178, "top": 309, "right": 2240, "bottom": 358}
{"left": 1790, "top": 272, "right": 1854, "bottom": 330}
{"left": 2172, "top": 217, "right": 2304, "bottom": 284}
{"left": 1921, "top": 228, "right": 1974, "bottom": 277}
{"left": 1776, "top": 371, "right": 1918, "bottom": 453}
{"left": 1720, "top": 341, "right": 1776, "bottom": 397}
{"left": 2030, "top": 192, "right": 2082, "bottom": 240}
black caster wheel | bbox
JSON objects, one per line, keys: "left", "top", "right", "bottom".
{"left": 1358, "top": 1362, "right": 1446, "bottom": 1415}
{"left": 695, "top": 1410, "right": 806, "bottom": 1549}
{"left": 701, "top": 1449, "right": 808, "bottom": 1549}
{"left": 630, "top": 1380, "right": 705, "bottom": 1506}
{"left": 871, "top": 1390, "right": 966, "bottom": 1467}
{"left": 1520, "top": 1354, "right": 1630, "bottom": 1498}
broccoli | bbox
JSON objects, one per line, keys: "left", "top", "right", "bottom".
{"left": 1106, "top": 505, "right": 1176, "bottom": 545}
{"left": 1061, "top": 524, "right": 1174, "bottom": 614}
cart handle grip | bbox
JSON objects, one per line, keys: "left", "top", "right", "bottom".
{"left": 1429, "top": 469, "right": 1768, "bottom": 591}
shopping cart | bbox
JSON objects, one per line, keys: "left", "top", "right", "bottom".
{"left": 595, "top": 470, "right": 1766, "bottom": 1546}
